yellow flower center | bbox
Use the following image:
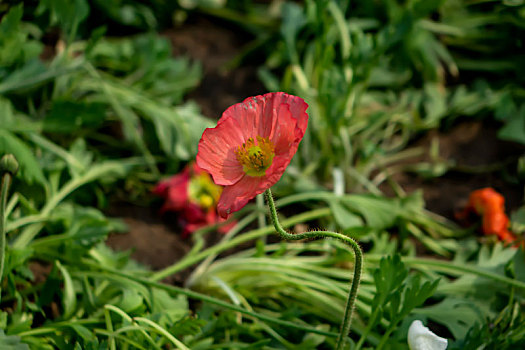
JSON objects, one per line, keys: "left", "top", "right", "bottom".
{"left": 188, "top": 172, "right": 222, "bottom": 209}
{"left": 235, "top": 136, "right": 275, "bottom": 177}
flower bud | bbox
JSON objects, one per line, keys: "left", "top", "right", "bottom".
{"left": 0, "top": 154, "right": 19, "bottom": 176}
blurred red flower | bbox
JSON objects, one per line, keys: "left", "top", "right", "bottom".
{"left": 456, "top": 187, "right": 517, "bottom": 244}
{"left": 153, "top": 162, "right": 234, "bottom": 237}
{"left": 196, "top": 92, "right": 309, "bottom": 218}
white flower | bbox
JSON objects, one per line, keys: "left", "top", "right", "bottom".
{"left": 408, "top": 320, "right": 448, "bottom": 350}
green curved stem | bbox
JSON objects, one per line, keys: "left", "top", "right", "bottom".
{"left": 264, "top": 189, "right": 363, "bottom": 350}
{"left": 0, "top": 173, "right": 11, "bottom": 301}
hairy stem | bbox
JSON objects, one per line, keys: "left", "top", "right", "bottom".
{"left": 264, "top": 189, "right": 363, "bottom": 349}
{"left": 0, "top": 154, "right": 16, "bottom": 303}
{"left": 0, "top": 174, "right": 11, "bottom": 294}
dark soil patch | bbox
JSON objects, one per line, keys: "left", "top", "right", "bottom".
{"left": 105, "top": 204, "right": 191, "bottom": 283}
{"left": 163, "top": 16, "right": 266, "bottom": 119}
{"left": 29, "top": 261, "right": 52, "bottom": 285}
{"left": 383, "top": 120, "right": 524, "bottom": 218}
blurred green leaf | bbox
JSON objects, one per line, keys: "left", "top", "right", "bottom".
{"left": 91, "top": 0, "right": 157, "bottom": 29}
{"left": 415, "top": 298, "right": 485, "bottom": 340}
{"left": 498, "top": 105, "right": 525, "bottom": 145}
{"left": 329, "top": 200, "right": 364, "bottom": 230}
{"left": 43, "top": 100, "right": 106, "bottom": 133}
{"left": 36, "top": 0, "right": 89, "bottom": 41}
{"left": 452, "top": 302, "right": 525, "bottom": 350}
{"left": 0, "top": 4, "right": 42, "bottom": 68}
{"left": 341, "top": 195, "right": 401, "bottom": 229}
{"left": 0, "top": 330, "right": 29, "bottom": 350}
{"left": 56, "top": 261, "right": 77, "bottom": 319}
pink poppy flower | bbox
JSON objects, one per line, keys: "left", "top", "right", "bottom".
{"left": 153, "top": 163, "right": 234, "bottom": 236}
{"left": 196, "top": 92, "right": 309, "bottom": 218}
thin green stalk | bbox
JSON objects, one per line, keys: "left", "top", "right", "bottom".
{"left": 376, "top": 326, "right": 396, "bottom": 350}
{"left": 0, "top": 174, "right": 12, "bottom": 299}
{"left": 0, "top": 154, "right": 18, "bottom": 303}
{"left": 264, "top": 189, "right": 363, "bottom": 350}
{"left": 354, "top": 304, "right": 381, "bottom": 350}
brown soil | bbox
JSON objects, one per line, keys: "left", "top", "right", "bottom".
{"left": 163, "top": 17, "right": 266, "bottom": 119}
{"left": 105, "top": 205, "right": 191, "bottom": 283}
{"left": 387, "top": 121, "right": 524, "bottom": 218}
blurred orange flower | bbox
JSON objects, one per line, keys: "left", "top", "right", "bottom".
{"left": 456, "top": 187, "right": 517, "bottom": 244}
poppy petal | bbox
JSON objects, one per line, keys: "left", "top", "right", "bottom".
{"left": 197, "top": 122, "right": 245, "bottom": 186}
{"left": 217, "top": 176, "right": 266, "bottom": 218}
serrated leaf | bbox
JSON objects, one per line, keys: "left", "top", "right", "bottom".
{"left": 401, "top": 276, "right": 439, "bottom": 315}
{"left": 373, "top": 255, "right": 408, "bottom": 310}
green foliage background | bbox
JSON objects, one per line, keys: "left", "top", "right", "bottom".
{"left": 0, "top": 0, "right": 524, "bottom": 349}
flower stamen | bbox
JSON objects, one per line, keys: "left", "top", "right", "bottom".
{"left": 235, "top": 136, "right": 275, "bottom": 177}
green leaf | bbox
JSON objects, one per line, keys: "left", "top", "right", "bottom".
{"left": 415, "top": 298, "right": 486, "bottom": 339}
{"left": 454, "top": 302, "right": 525, "bottom": 349}
{"left": 151, "top": 290, "right": 188, "bottom": 323}
{"left": 90, "top": 0, "right": 157, "bottom": 29}
{"left": 401, "top": 276, "right": 439, "bottom": 315}
{"left": 438, "top": 244, "right": 519, "bottom": 301}
{"left": 494, "top": 92, "right": 517, "bottom": 122}
{"left": 68, "top": 324, "right": 97, "bottom": 343}
{"left": 341, "top": 195, "right": 400, "bottom": 229}
{"left": 329, "top": 200, "right": 364, "bottom": 230}
{"left": 0, "top": 330, "right": 29, "bottom": 350}
{"left": 0, "top": 58, "right": 81, "bottom": 95}
{"left": 56, "top": 261, "right": 77, "bottom": 319}
{"left": 118, "top": 288, "right": 144, "bottom": 313}
{"left": 36, "top": 0, "right": 89, "bottom": 41}
{"left": 510, "top": 205, "right": 525, "bottom": 233}
{"left": 280, "top": 2, "right": 306, "bottom": 59}
{"left": 0, "top": 4, "right": 42, "bottom": 67}
{"left": 423, "top": 83, "right": 447, "bottom": 127}
{"left": 372, "top": 255, "right": 408, "bottom": 311}
{"left": 412, "top": 0, "right": 445, "bottom": 20}
{"left": 498, "top": 106, "right": 525, "bottom": 145}
{"left": 0, "top": 4, "right": 23, "bottom": 35}
{"left": 43, "top": 100, "right": 106, "bottom": 133}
